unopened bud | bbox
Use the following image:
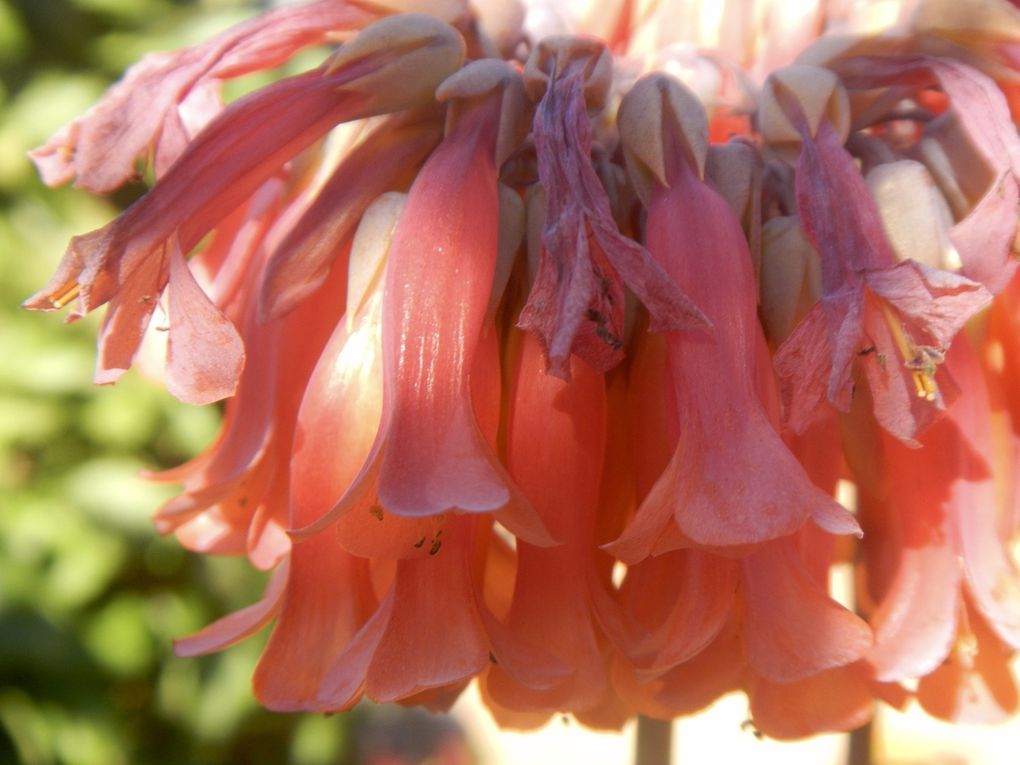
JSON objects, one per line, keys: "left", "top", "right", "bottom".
{"left": 326, "top": 14, "right": 466, "bottom": 114}
{"left": 488, "top": 183, "right": 525, "bottom": 319}
{"left": 369, "top": 0, "right": 469, "bottom": 23}
{"left": 760, "top": 64, "right": 850, "bottom": 162}
{"left": 707, "top": 140, "right": 763, "bottom": 283}
{"left": 867, "top": 159, "right": 961, "bottom": 271}
{"left": 523, "top": 35, "right": 613, "bottom": 108}
{"left": 618, "top": 73, "right": 708, "bottom": 205}
{"left": 759, "top": 216, "right": 821, "bottom": 346}
{"left": 436, "top": 59, "right": 530, "bottom": 167}
{"left": 916, "top": 111, "right": 997, "bottom": 219}
{"left": 346, "top": 192, "right": 406, "bottom": 328}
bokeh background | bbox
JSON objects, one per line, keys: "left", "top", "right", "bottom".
{"left": 0, "top": 1, "right": 371, "bottom": 763}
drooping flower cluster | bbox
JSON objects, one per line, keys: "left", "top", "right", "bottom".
{"left": 28, "top": 0, "right": 1020, "bottom": 738}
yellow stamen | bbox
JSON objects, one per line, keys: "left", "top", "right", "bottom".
{"left": 878, "top": 299, "right": 940, "bottom": 402}
{"left": 50, "top": 282, "right": 80, "bottom": 310}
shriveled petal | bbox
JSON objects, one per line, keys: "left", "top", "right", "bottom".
{"left": 789, "top": 116, "right": 898, "bottom": 282}
{"left": 863, "top": 260, "right": 990, "bottom": 349}
{"left": 29, "top": 0, "right": 377, "bottom": 192}
{"left": 520, "top": 68, "right": 706, "bottom": 377}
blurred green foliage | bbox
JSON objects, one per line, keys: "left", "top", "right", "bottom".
{"left": 0, "top": 2, "right": 357, "bottom": 762}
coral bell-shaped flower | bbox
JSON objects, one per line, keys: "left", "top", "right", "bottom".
{"left": 852, "top": 336, "right": 1020, "bottom": 713}
{"left": 482, "top": 331, "right": 624, "bottom": 723}
{"left": 294, "top": 59, "right": 549, "bottom": 542}
{"left": 517, "top": 37, "right": 707, "bottom": 378}
{"left": 609, "top": 73, "right": 859, "bottom": 554}
{"left": 765, "top": 65, "right": 992, "bottom": 445}
{"left": 24, "top": 14, "right": 466, "bottom": 404}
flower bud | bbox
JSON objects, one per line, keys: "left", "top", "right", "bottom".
{"left": 436, "top": 59, "right": 531, "bottom": 167}
{"left": 523, "top": 35, "right": 613, "bottom": 108}
{"left": 866, "top": 159, "right": 961, "bottom": 271}
{"left": 618, "top": 72, "right": 708, "bottom": 204}
{"left": 326, "top": 14, "right": 466, "bottom": 113}
{"left": 760, "top": 64, "right": 850, "bottom": 162}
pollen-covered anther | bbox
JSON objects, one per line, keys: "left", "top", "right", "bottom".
{"left": 48, "top": 282, "right": 81, "bottom": 311}
{"left": 877, "top": 299, "right": 943, "bottom": 402}
{"left": 760, "top": 64, "right": 850, "bottom": 161}
{"left": 324, "top": 13, "right": 466, "bottom": 113}
{"left": 522, "top": 35, "right": 612, "bottom": 107}
{"left": 435, "top": 59, "right": 530, "bottom": 167}
{"left": 617, "top": 73, "right": 709, "bottom": 205}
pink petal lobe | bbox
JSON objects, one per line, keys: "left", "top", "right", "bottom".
{"left": 364, "top": 523, "right": 490, "bottom": 702}
{"left": 374, "top": 100, "right": 511, "bottom": 518}
{"left": 165, "top": 241, "right": 244, "bottom": 404}
{"left": 642, "top": 551, "right": 738, "bottom": 674}
{"left": 174, "top": 560, "right": 288, "bottom": 657}
{"left": 749, "top": 665, "right": 874, "bottom": 740}
{"left": 741, "top": 539, "right": 873, "bottom": 683}
{"left": 951, "top": 173, "right": 1020, "bottom": 294}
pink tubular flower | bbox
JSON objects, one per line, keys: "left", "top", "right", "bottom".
{"left": 850, "top": 335, "right": 1020, "bottom": 721}
{"left": 481, "top": 330, "right": 623, "bottom": 724}
{"left": 767, "top": 65, "right": 992, "bottom": 445}
{"left": 290, "top": 60, "right": 550, "bottom": 543}
{"left": 608, "top": 74, "right": 858, "bottom": 554}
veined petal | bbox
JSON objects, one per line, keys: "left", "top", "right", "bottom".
{"left": 258, "top": 113, "right": 443, "bottom": 321}
{"left": 614, "top": 74, "right": 857, "bottom": 551}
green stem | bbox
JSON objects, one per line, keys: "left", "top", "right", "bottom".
{"left": 847, "top": 716, "right": 873, "bottom": 765}
{"left": 634, "top": 716, "right": 673, "bottom": 765}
